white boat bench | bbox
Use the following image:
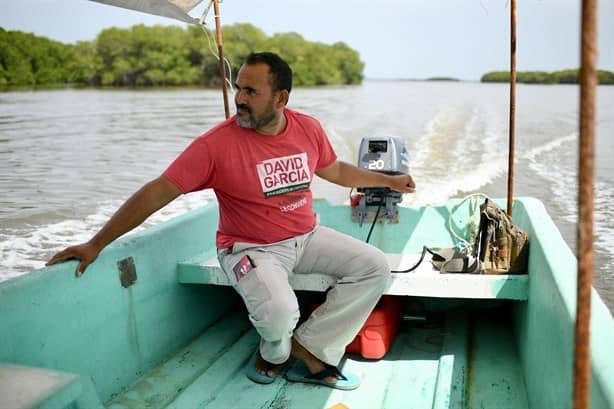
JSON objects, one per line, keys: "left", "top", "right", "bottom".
{"left": 178, "top": 253, "right": 528, "bottom": 300}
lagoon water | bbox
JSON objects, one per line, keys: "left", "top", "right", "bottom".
{"left": 1, "top": 81, "right": 613, "bottom": 314}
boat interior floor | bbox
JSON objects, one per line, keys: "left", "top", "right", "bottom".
{"left": 106, "top": 301, "right": 529, "bottom": 409}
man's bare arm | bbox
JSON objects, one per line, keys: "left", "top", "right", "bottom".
{"left": 315, "top": 160, "right": 416, "bottom": 193}
{"left": 46, "top": 175, "right": 182, "bottom": 276}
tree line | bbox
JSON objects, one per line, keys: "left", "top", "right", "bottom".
{"left": 481, "top": 69, "right": 614, "bottom": 85}
{"left": 0, "top": 24, "right": 364, "bottom": 88}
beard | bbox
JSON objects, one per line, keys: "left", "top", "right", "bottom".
{"left": 236, "top": 101, "right": 277, "bottom": 130}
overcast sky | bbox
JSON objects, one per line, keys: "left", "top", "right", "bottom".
{"left": 2, "top": 0, "right": 613, "bottom": 80}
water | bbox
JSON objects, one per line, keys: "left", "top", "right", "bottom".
{"left": 1, "top": 82, "right": 613, "bottom": 314}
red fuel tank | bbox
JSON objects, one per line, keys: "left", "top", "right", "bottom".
{"left": 345, "top": 295, "right": 403, "bottom": 359}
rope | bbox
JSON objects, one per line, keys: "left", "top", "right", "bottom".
{"left": 198, "top": 0, "right": 235, "bottom": 94}
{"left": 200, "top": 24, "right": 235, "bottom": 94}
{"left": 447, "top": 193, "right": 489, "bottom": 252}
{"left": 199, "top": 2, "right": 235, "bottom": 93}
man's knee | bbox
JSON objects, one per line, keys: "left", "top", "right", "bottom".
{"left": 253, "top": 296, "right": 300, "bottom": 341}
{"left": 362, "top": 245, "right": 390, "bottom": 273}
{"left": 359, "top": 246, "right": 391, "bottom": 290}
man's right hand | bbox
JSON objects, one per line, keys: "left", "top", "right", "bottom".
{"left": 44, "top": 175, "right": 182, "bottom": 278}
{"left": 46, "top": 241, "right": 102, "bottom": 277}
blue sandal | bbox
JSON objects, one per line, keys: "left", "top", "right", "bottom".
{"left": 245, "top": 351, "right": 287, "bottom": 384}
{"left": 285, "top": 362, "right": 360, "bottom": 390}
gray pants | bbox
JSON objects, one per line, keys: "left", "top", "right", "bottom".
{"left": 217, "top": 226, "right": 390, "bottom": 366}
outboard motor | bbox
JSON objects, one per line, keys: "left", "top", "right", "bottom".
{"left": 353, "top": 136, "right": 410, "bottom": 225}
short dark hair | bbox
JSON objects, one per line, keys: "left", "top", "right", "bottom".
{"left": 244, "top": 52, "right": 292, "bottom": 94}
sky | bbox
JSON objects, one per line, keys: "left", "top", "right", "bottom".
{"left": 1, "top": 0, "right": 613, "bottom": 80}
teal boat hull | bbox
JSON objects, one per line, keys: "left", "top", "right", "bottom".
{"left": 0, "top": 197, "right": 612, "bottom": 408}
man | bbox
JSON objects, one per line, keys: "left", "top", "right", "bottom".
{"left": 47, "top": 52, "right": 415, "bottom": 390}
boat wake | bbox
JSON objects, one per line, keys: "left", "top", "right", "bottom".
{"left": 404, "top": 104, "right": 508, "bottom": 206}
{"left": 525, "top": 132, "right": 614, "bottom": 274}
{"left": 388, "top": 106, "right": 613, "bottom": 280}
{"left": 0, "top": 190, "right": 214, "bottom": 279}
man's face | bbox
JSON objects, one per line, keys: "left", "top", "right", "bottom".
{"left": 234, "top": 63, "right": 281, "bottom": 131}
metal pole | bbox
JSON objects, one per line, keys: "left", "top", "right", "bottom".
{"left": 574, "top": 0, "right": 597, "bottom": 407}
{"left": 506, "top": 0, "right": 517, "bottom": 217}
{"left": 212, "top": 0, "right": 230, "bottom": 119}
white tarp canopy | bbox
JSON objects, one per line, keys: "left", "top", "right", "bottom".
{"left": 90, "top": 0, "right": 206, "bottom": 24}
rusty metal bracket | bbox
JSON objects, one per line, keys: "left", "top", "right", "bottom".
{"left": 118, "top": 257, "right": 137, "bottom": 288}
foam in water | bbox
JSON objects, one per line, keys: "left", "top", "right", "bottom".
{"left": 0, "top": 190, "right": 213, "bottom": 280}
{"left": 524, "top": 132, "right": 614, "bottom": 271}
{"left": 594, "top": 181, "right": 614, "bottom": 273}
{"left": 405, "top": 104, "right": 507, "bottom": 206}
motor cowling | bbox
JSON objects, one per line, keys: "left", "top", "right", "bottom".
{"left": 354, "top": 136, "right": 410, "bottom": 224}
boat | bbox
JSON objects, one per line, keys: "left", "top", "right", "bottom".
{"left": 1, "top": 1, "right": 613, "bottom": 409}
{"left": 2, "top": 195, "right": 613, "bottom": 408}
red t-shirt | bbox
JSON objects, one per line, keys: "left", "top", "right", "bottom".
{"left": 163, "top": 108, "right": 337, "bottom": 249}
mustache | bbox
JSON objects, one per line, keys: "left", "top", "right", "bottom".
{"left": 236, "top": 104, "right": 251, "bottom": 113}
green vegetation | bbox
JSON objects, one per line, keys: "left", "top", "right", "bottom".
{"left": 481, "top": 69, "right": 614, "bottom": 85}
{"left": 0, "top": 24, "right": 364, "bottom": 88}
